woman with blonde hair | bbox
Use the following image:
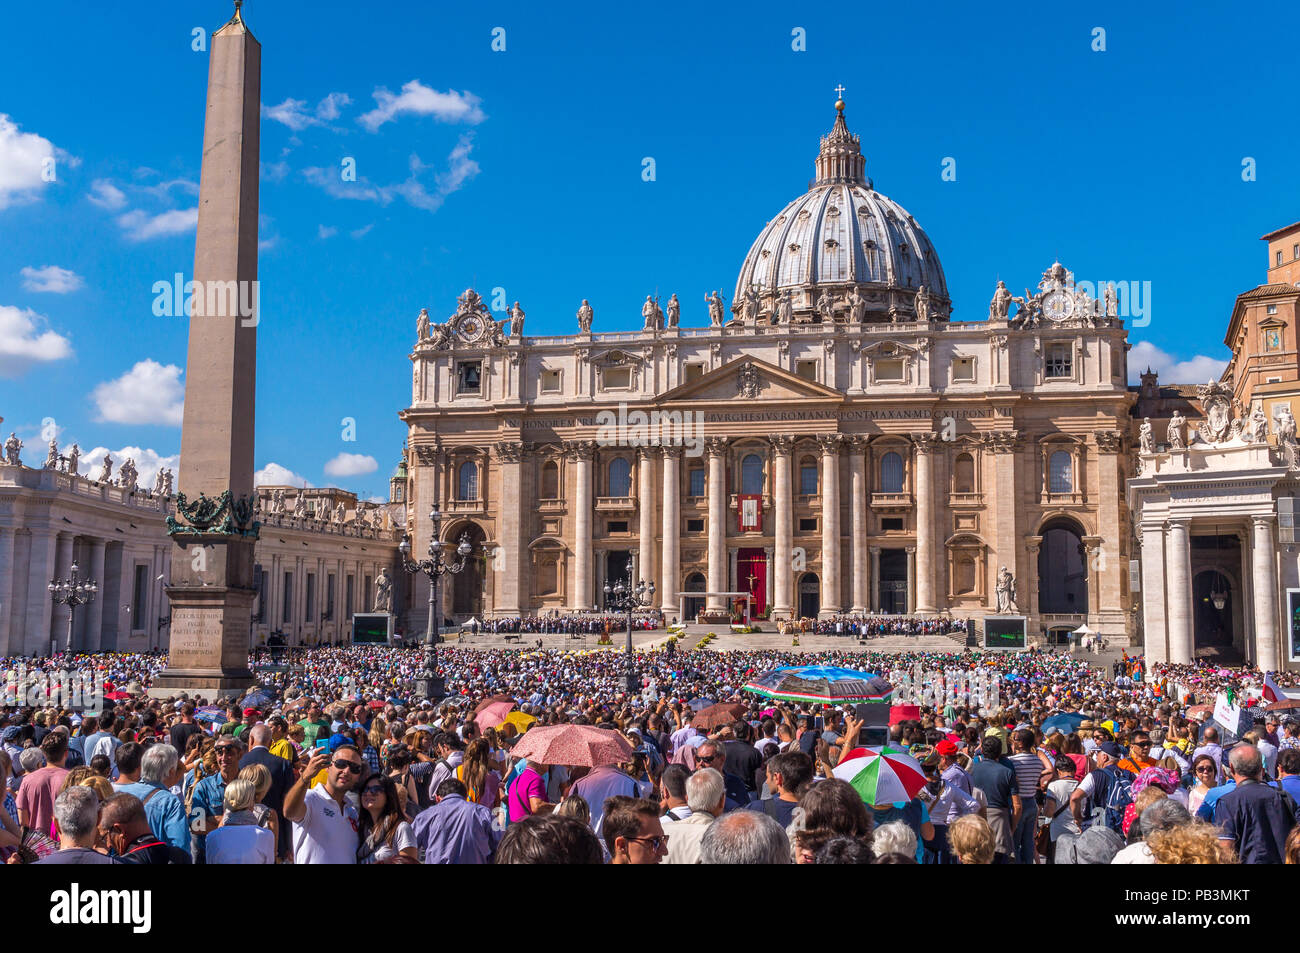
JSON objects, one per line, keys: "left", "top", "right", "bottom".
{"left": 205, "top": 778, "right": 274, "bottom": 864}
{"left": 553, "top": 794, "right": 591, "bottom": 825}
{"left": 1146, "top": 821, "right": 1233, "bottom": 864}
{"left": 948, "top": 814, "right": 996, "bottom": 865}
{"left": 237, "top": 762, "right": 280, "bottom": 850}
{"left": 78, "top": 775, "right": 114, "bottom": 801}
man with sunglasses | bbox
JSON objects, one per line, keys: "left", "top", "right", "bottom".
{"left": 1117, "top": 731, "right": 1158, "bottom": 775}
{"left": 283, "top": 743, "right": 362, "bottom": 864}
{"left": 188, "top": 735, "right": 245, "bottom": 864}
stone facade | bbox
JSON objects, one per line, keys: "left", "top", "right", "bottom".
{"left": 395, "top": 102, "right": 1137, "bottom": 643}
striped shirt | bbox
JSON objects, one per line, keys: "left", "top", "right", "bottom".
{"left": 1007, "top": 753, "right": 1045, "bottom": 798}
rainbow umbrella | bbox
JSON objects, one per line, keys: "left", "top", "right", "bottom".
{"left": 743, "top": 666, "right": 892, "bottom": 704}
{"left": 832, "top": 745, "right": 927, "bottom": 805}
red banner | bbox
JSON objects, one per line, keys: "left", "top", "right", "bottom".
{"left": 738, "top": 494, "right": 762, "bottom": 532}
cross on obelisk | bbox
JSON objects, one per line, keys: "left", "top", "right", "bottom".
{"left": 152, "top": 1, "right": 260, "bottom": 699}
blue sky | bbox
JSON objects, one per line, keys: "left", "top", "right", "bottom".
{"left": 2, "top": 0, "right": 1297, "bottom": 497}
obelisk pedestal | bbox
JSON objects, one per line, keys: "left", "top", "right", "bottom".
{"left": 151, "top": 3, "right": 260, "bottom": 700}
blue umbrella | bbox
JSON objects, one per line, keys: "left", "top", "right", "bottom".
{"left": 743, "top": 666, "right": 893, "bottom": 704}
{"left": 1041, "top": 712, "right": 1086, "bottom": 736}
{"left": 193, "top": 707, "right": 225, "bottom": 725}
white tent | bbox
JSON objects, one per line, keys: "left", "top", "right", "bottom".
{"left": 1071, "top": 624, "right": 1097, "bottom": 636}
{"left": 460, "top": 617, "right": 482, "bottom": 629}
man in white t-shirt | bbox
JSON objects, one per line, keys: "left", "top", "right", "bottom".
{"left": 283, "top": 744, "right": 361, "bottom": 864}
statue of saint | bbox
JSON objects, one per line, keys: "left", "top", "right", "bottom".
{"left": 577, "top": 299, "right": 594, "bottom": 332}
{"left": 3, "top": 433, "right": 22, "bottom": 467}
{"left": 665, "top": 293, "right": 680, "bottom": 328}
{"left": 416, "top": 307, "right": 430, "bottom": 343}
{"left": 989, "top": 280, "right": 1012, "bottom": 320}
{"left": 67, "top": 443, "right": 80, "bottom": 476}
{"left": 1167, "top": 410, "right": 1186, "bottom": 450}
{"left": 293, "top": 493, "right": 307, "bottom": 519}
{"left": 509, "top": 301, "right": 525, "bottom": 336}
{"left": 778, "top": 290, "right": 794, "bottom": 325}
{"left": 1276, "top": 407, "right": 1299, "bottom": 467}
{"left": 374, "top": 568, "right": 393, "bottom": 613}
{"left": 1104, "top": 283, "right": 1117, "bottom": 317}
{"left": 815, "top": 289, "right": 834, "bottom": 323}
{"left": 162, "top": 468, "right": 174, "bottom": 496}
{"left": 995, "top": 566, "right": 1018, "bottom": 613}
{"left": 1139, "top": 418, "right": 1155, "bottom": 455}
{"left": 334, "top": 500, "right": 347, "bottom": 525}
{"left": 153, "top": 468, "right": 166, "bottom": 495}
{"left": 914, "top": 285, "right": 931, "bottom": 322}
{"left": 705, "top": 290, "right": 725, "bottom": 327}
{"left": 1250, "top": 405, "right": 1270, "bottom": 444}
{"left": 847, "top": 287, "right": 867, "bottom": 324}
{"left": 118, "top": 458, "right": 138, "bottom": 492}
{"left": 97, "top": 452, "right": 113, "bottom": 483}
{"left": 642, "top": 295, "right": 660, "bottom": 331}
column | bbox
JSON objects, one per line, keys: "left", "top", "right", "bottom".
{"left": 659, "top": 448, "right": 681, "bottom": 615}
{"left": 495, "top": 441, "right": 524, "bottom": 615}
{"left": 1138, "top": 525, "right": 1167, "bottom": 664}
{"left": 0, "top": 528, "right": 15, "bottom": 655}
{"left": 706, "top": 437, "right": 727, "bottom": 610}
{"left": 1251, "top": 515, "right": 1279, "bottom": 670}
{"left": 1094, "top": 432, "right": 1124, "bottom": 629}
{"left": 728, "top": 548, "right": 738, "bottom": 596}
{"left": 52, "top": 533, "right": 75, "bottom": 649}
{"left": 905, "top": 546, "right": 916, "bottom": 614}
{"left": 847, "top": 436, "right": 867, "bottom": 613}
{"left": 869, "top": 546, "right": 881, "bottom": 613}
{"left": 637, "top": 448, "right": 656, "bottom": 589}
{"left": 1024, "top": 537, "right": 1042, "bottom": 619}
{"left": 1082, "top": 536, "right": 1102, "bottom": 623}
{"left": 818, "top": 434, "right": 842, "bottom": 615}
{"left": 771, "top": 435, "right": 794, "bottom": 619}
{"left": 763, "top": 546, "right": 774, "bottom": 616}
{"left": 570, "top": 441, "right": 594, "bottom": 611}
{"left": 913, "top": 433, "right": 937, "bottom": 612}
{"left": 24, "top": 529, "right": 57, "bottom": 655}
{"left": 1164, "top": 519, "right": 1193, "bottom": 664}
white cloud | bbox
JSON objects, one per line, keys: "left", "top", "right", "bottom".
{"left": 136, "top": 178, "right": 199, "bottom": 201}
{"left": 350, "top": 224, "right": 373, "bottom": 239}
{"left": 358, "top": 81, "right": 485, "bottom": 132}
{"left": 1128, "top": 340, "right": 1228, "bottom": 386}
{"left": 91, "top": 360, "right": 185, "bottom": 425}
{"left": 0, "top": 114, "right": 63, "bottom": 209}
{"left": 117, "top": 207, "right": 198, "bottom": 241}
{"left": 263, "top": 161, "right": 290, "bottom": 183}
{"left": 315, "top": 92, "right": 352, "bottom": 121}
{"left": 318, "top": 224, "right": 338, "bottom": 239}
{"left": 264, "top": 92, "right": 353, "bottom": 131}
{"left": 20, "top": 265, "right": 84, "bottom": 294}
{"left": 75, "top": 445, "right": 178, "bottom": 490}
{"left": 86, "top": 178, "right": 127, "bottom": 210}
{"left": 301, "top": 166, "right": 388, "bottom": 204}
{"left": 255, "top": 462, "right": 312, "bottom": 487}
{"left": 0, "top": 304, "right": 73, "bottom": 377}
{"left": 323, "top": 452, "right": 378, "bottom": 477}
{"left": 302, "top": 135, "right": 478, "bottom": 214}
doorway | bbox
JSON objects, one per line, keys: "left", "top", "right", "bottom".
{"left": 799, "top": 573, "right": 820, "bottom": 618}
{"left": 879, "top": 548, "right": 907, "bottom": 614}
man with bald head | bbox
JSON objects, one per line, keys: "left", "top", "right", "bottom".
{"left": 100, "top": 793, "right": 191, "bottom": 864}
{"left": 241, "top": 721, "right": 295, "bottom": 860}
{"left": 1214, "top": 743, "right": 1298, "bottom": 864}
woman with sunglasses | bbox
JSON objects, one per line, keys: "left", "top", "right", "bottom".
{"left": 1187, "top": 755, "right": 1219, "bottom": 816}
{"left": 357, "top": 772, "right": 418, "bottom": 863}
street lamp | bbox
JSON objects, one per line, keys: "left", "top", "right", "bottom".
{"left": 399, "top": 499, "right": 475, "bottom": 700}
{"left": 48, "top": 562, "right": 97, "bottom": 661}
{"left": 604, "top": 559, "right": 654, "bottom": 695}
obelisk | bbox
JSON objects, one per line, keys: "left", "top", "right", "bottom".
{"left": 152, "top": 1, "right": 260, "bottom": 699}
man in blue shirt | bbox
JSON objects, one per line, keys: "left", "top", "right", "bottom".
{"left": 412, "top": 777, "right": 499, "bottom": 864}
{"left": 189, "top": 736, "right": 244, "bottom": 863}
{"left": 115, "top": 744, "right": 189, "bottom": 851}
{"left": 1278, "top": 748, "right": 1300, "bottom": 805}
{"left": 1214, "top": 744, "right": 1297, "bottom": 864}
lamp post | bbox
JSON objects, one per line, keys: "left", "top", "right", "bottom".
{"left": 399, "top": 500, "right": 475, "bottom": 700}
{"left": 48, "top": 561, "right": 97, "bottom": 662}
{"left": 604, "top": 558, "right": 654, "bottom": 695}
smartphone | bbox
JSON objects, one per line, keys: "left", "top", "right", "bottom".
{"left": 814, "top": 715, "right": 824, "bottom": 732}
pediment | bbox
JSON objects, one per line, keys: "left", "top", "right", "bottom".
{"left": 658, "top": 358, "right": 845, "bottom": 404}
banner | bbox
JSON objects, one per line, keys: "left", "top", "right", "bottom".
{"left": 738, "top": 493, "right": 762, "bottom": 531}
{"left": 1213, "top": 692, "right": 1241, "bottom": 736}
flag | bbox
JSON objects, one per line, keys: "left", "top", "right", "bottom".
{"left": 1264, "top": 672, "right": 1281, "bottom": 704}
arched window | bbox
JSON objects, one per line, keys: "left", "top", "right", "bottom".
{"left": 799, "top": 457, "right": 819, "bottom": 496}
{"left": 953, "top": 453, "right": 975, "bottom": 494}
{"left": 881, "top": 452, "right": 904, "bottom": 493}
{"left": 457, "top": 461, "right": 478, "bottom": 501}
{"left": 540, "top": 461, "right": 559, "bottom": 499}
{"left": 1049, "top": 451, "right": 1073, "bottom": 493}
{"left": 608, "top": 457, "right": 631, "bottom": 497}
{"left": 741, "top": 454, "right": 764, "bottom": 495}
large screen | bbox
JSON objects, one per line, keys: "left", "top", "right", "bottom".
{"left": 352, "top": 615, "right": 390, "bottom": 645}
{"left": 1289, "top": 589, "right": 1300, "bottom": 661}
{"left": 984, "top": 616, "right": 1027, "bottom": 649}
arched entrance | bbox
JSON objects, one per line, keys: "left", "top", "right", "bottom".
{"left": 1038, "top": 518, "right": 1087, "bottom": 614}
{"left": 683, "top": 572, "right": 706, "bottom": 621}
{"left": 799, "top": 573, "right": 820, "bottom": 619}
{"left": 1192, "top": 570, "right": 1234, "bottom": 654}
{"left": 448, "top": 522, "right": 486, "bottom": 619}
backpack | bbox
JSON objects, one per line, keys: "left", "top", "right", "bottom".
{"left": 1086, "top": 766, "right": 1134, "bottom": 833}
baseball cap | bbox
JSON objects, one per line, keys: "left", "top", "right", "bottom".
{"left": 1098, "top": 741, "right": 1122, "bottom": 757}
{"left": 935, "top": 739, "right": 958, "bottom": 757}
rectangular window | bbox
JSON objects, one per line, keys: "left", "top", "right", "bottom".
{"left": 607, "top": 520, "right": 629, "bottom": 534}
{"left": 457, "top": 361, "right": 481, "bottom": 393}
{"left": 1293, "top": 243, "right": 1299, "bottom": 260}
{"left": 951, "top": 357, "right": 975, "bottom": 382}
{"left": 684, "top": 363, "right": 705, "bottom": 382}
{"left": 326, "top": 574, "right": 335, "bottom": 621}
{"left": 282, "top": 572, "right": 293, "bottom": 624}
{"left": 796, "top": 360, "right": 818, "bottom": 381}
{"left": 799, "top": 464, "right": 818, "bottom": 496}
{"left": 541, "top": 369, "right": 561, "bottom": 392}
{"left": 688, "top": 468, "right": 705, "bottom": 498}
{"left": 686, "top": 517, "right": 705, "bottom": 533}
{"left": 875, "top": 359, "right": 904, "bottom": 381}
{"left": 881, "top": 517, "right": 904, "bottom": 531}
{"left": 1267, "top": 304, "right": 1278, "bottom": 315}
{"left": 602, "top": 367, "right": 632, "bottom": 389}
{"left": 306, "top": 573, "right": 316, "bottom": 621}
{"left": 1279, "top": 250, "right": 1285, "bottom": 266}
{"left": 798, "top": 517, "right": 818, "bottom": 532}
{"left": 132, "top": 565, "right": 148, "bottom": 631}
{"left": 1046, "top": 344, "right": 1072, "bottom": 378}
{"left": 345, "top": 574, "right": 354, "bottom": 619}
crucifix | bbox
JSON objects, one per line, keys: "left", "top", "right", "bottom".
{"left": 834, "top": 84, "right": 846, "bottom": 99}
{"left": 747, "top": 570, "right": 757, "bottom": 592}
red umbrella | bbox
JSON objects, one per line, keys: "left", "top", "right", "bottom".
{"left": 367, "top": 700, "right": 386, "bottom": 710}
{"left": 103, "top": 691, "right": 131, "bottom": 701}
{"left": 473, "top": 694, "right": 516, "bottom": 715}
{"left": 508, "top": 725, "right": 634, "bottom": 767}
{"left": 475, "top": 700, "right": 516, "bottom": 731}
{"left": 693, "top": 702, "right": 748, "bottom": 731}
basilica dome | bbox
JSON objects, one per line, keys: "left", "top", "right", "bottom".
{"left": 733, "top": 99, "right": 949, "bottom": 322}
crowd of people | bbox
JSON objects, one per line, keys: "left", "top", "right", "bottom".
{"left": 1, "top": 643, "right": 1298, "bottom": 864}
{"left": 806, "top": 615, "right": 970, "bottom": 637}
{"left": 471, "top": 613, "right": 663, "bottom": 635}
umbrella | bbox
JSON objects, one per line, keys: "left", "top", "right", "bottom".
{"left": 240, "top": 688, "right": 277, "bottom": 711}
{"left": 508, "top": 724, "right": 634, "bottom": 767}
{"left": 1071, "top": 624, "right": 1097, "bottom": 635}
{"left": 103, "top": 691, "right": 130, "bottom": 701}
{"left": 693, "top": 702, "right": 749, "bottom": 731}
{"left": 688, "top": 697, "right": 717, "bottom": 711}
{"left": 1265, "top": 697, "right": 1300, "bottom": 711}
{"left": 368, "top": 699, "right": 387, "bottom": 710}
{"left": 1186, "top": 704, "right": 1214, "bottom": 719}
{"left": 502, "top": 710, "right": 537, "bottom": 733}
{"left": 474, "top": 694, "right": 516, "bottom": 715}
{"left": 194, "top": 705, "right": 225, "bottom": 725}
{"left": 475, "top": 700, "right": 516, "bottom": 731}
{"left": 743, "top": 665, "right": 893, "bottom": 705}
{"left": 832, "top": 745, "right": 928, "bottom": 805}
{"left": 1041, "top": 712, "right": 1087, "bottom": 736}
